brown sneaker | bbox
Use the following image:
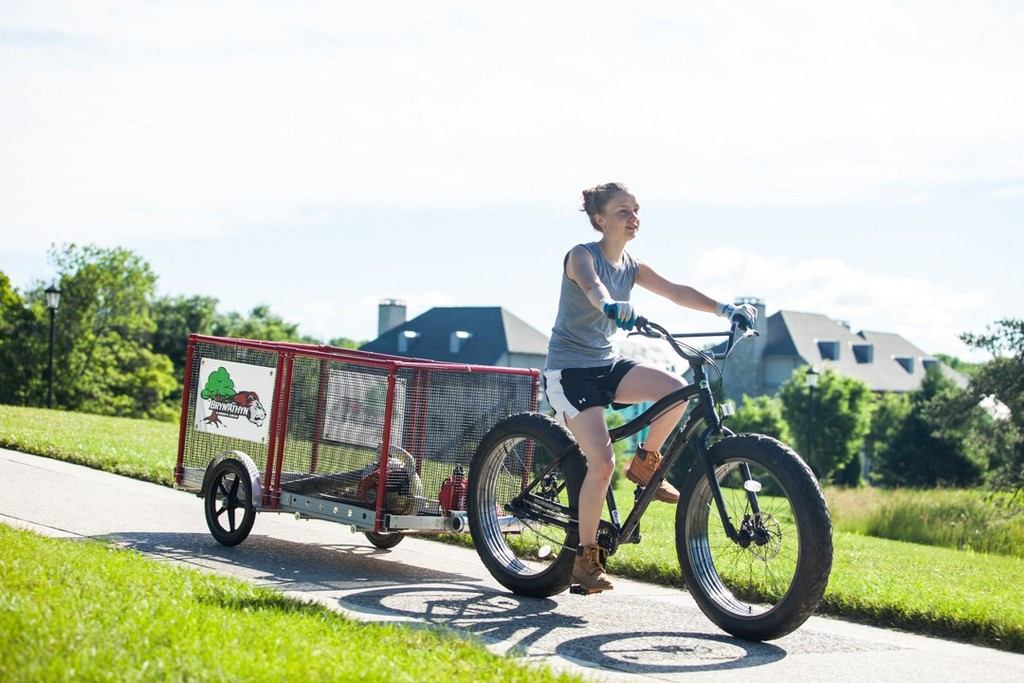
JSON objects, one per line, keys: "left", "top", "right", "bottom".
{"left": 625, "top": 443, "right": 680, "bottom": 504}
{"left": 571, "top": 544, "right": 613, "bottom": 593}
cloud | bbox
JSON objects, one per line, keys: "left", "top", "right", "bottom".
{"left": 631, "top": 246, "right": 990, "bottom": 358}
{"left": 2, "top": 1, "right": 1023, "bottom": 253}
{"left": 288, "top": 289, "right": 457, "bottom": 343}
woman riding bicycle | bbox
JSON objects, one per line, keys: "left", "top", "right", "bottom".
{"left": 544, "top": 182, "right": 756, "bottom": 593}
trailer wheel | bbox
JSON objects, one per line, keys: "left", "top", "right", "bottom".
{"left": 364, "top": 531, "right": 404, "bottom": 549}
{"left": 204, "top": 458, "right": 256, "bottom": 546}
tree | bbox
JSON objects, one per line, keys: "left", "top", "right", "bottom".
{"left": 961, "top": 319, "right": 1024, "bottom": 491}
{"left": 6, "top": 249, "right": 357, "bottom": 422}
{"left": 869, "top": 366, "right": 987, "bottom": 488}
{"left": 778, "top": 367, "right": 874, "bottom": 485}
{"left": 329, "top": 337, "right": 363, "bottom": 349}
{"left": 211, "top": 304, "right": 318, "bottom": 343}
{"left": 918, "top": 373, "right": 995, "bottom": 485}
{"left": 151, "top": 294, "right": 218, "bottom": 379}
{"left": 0, "top": 272, "right": 47, "bottom": 405}
{"left": 71, "top": 342, "right": 178, "bottom": 420}
{"left": 41, "top": 244, "right": 178, "bottom": 419}
{"left": 729, "top": 394, "right": 792, "bottom": 444}
{"left": 934, "top": 353, "right": 981, "bottom": 379}
{"left": 863, "top": 391, "right": 912, "bottom": 482}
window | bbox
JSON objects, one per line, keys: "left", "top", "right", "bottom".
{"left": 852, "top": 343, "right": 874, "bottom": 364}
{"left": 894, "top": 356, "right": 915, "bottom": 373}
{"left": 817, "top": 340, "right": 840, "bottom": 361}
{"left": 922, "top": 358, "right": 938, "bottom": 371}
{"left": 398, "top": 330, "right": 419, "bottom": 353}
{"left": 450, "top": 330, "right": 472, "bottom": 354}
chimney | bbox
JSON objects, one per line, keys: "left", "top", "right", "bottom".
{"left": 378, "top": 298, "right": 406, "bottom": 337}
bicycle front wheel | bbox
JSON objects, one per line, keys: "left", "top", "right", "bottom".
{"left": 468, "top": 413, "right": 586, "bottom": 597}
{"left": 676, "top": 434, "right": 832, "bottom": 640}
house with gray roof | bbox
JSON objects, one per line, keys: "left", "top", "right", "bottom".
{"left": 363, "top": 297, "right": 964, "bottom": 407}
{"left": 720, "top": 298, "right": 966, "bottom": 403}
{"left": 361, "top": 300, "right": 549, "bottom": 370}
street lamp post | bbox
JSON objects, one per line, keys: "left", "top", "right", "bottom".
{"left": 45, "top": 284, "right": 61, "bottom": 409}
{"left": 805, "top": 366, "right": 819, "bottom": 464}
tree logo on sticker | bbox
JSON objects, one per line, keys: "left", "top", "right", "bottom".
{"left": 200, "top": 366, "right": 268, "bottom": 429}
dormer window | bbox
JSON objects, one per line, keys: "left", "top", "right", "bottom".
{"left": 817, "top": 340, "right": 840, "bottom": 361}
{"left": 398, "top": 330, "right": 419, "bottom": 353}
{"left": 894, "top": 355, "right": 915, "bottom": 373}
{"left": 450, "top": 330, "right": 472, "bottom": 354}
{"left": 852, "top": 343, "right": 874, "bottom": 364}
{"left": 922, "top": 358, "right": 938, "bottom": 371}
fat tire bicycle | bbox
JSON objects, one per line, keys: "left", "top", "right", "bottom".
{"left": 467, "top": 317, "right": 833, "bottom": 641}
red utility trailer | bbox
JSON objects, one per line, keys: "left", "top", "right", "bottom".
{"left": 174, "top": 334, "right": 539, "bottom": 548}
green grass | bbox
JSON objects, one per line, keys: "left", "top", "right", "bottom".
{"left": 3, "top": 403, "right": 1023, "bottom": 652}
{"left": 0, "top": 525, "right": 579, "bottom": 683}
{"left": 820, "top": 533, "right": 1023, "bottom": 650}
{"left": 0, "top": 404, "right": 179, "bottom": 485}
{"left": 826, "top": 486, "right": 1024, "bottom": 558}
{"left": 603, "top": 476, "right": 1024, "bottom": 652}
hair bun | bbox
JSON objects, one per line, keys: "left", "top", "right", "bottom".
{"left": 580, "top": 182, "right": 631, "bottom": 230}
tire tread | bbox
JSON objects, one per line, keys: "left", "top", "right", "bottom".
{"left": 676, "top": 433, "right": 833, "bottom": 640}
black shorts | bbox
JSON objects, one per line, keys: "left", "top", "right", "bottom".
{"left": 542, "top": 358, "right": 640, "bottom": 422}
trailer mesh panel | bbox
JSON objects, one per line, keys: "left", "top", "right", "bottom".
{"left": 178, "top": 336, "right": 537, "bottom": 520}
{"left": 278, "top": 359, "right": 536, "bottom": 515}
{"left": 277, "top": 357, "right": 392, "bottom": 504}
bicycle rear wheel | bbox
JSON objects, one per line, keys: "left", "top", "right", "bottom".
{"left": 676, "top": 434, "right": 832, "bottom": 640}
{"left": 468, "top": 413, "right": 585, "bottom": 597}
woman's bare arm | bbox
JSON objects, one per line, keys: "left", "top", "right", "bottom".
{"left": 566, "top": 245, "right": 614, "bottom": 311}
{"left": 635, "top": 261, "right": 719, "bottom": 313}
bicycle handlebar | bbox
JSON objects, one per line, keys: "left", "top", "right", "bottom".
{"left": 604, "top": 305, "right": 757, "bottom": 365}
{"left": 629, "top": 316, "right": 757, "bottom": 366}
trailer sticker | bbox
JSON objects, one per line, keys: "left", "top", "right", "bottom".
{"left": 194, "top": 358, "right": 276, "bottom": 443}
{"left": 322, "top": 368, "right": 406, "bottom": 449}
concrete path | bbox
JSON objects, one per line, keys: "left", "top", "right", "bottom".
{"left": 2, "top": 447, "right": 1022, "bottom": 682}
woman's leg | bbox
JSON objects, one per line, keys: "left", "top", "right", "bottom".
{"left": 614, "top": 365, "right": 687, "bottom": 451}
{"left": 564, "top": 405, "right": 615, "bottom": 546}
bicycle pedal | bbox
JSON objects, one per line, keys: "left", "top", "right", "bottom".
{"left": 569, "top": 584, "right": 603, "bottom": 596}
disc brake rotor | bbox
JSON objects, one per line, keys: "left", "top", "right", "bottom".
{"left": 746, "top": 513, "right": 782, "bottom": 562}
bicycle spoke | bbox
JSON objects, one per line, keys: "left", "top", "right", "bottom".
{"left": 470, "top": 419, "right": 580, "bottom": 591}
{"left": 688, "top": 456, "right": 806, "bottom": 611}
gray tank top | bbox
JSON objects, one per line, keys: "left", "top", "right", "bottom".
{"left": 546, "top": 242, "right": 639, "bottom": 370}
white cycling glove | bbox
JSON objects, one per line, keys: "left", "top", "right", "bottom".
{"left": 715, "top": 302, "right": 757, "bottom": 328}
{"left": 601, "top": 300, "right": 639, "bottom": 330}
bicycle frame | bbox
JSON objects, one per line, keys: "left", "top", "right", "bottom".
{"left": 510, "top": 322, "right": 758, "bottom": 554}
{"left": 604, "top": 359, "right": 739, "bottom": 548}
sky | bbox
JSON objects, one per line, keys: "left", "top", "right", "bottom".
{"left": 2, "top": 1, "right": 1022, "bottom": 360}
